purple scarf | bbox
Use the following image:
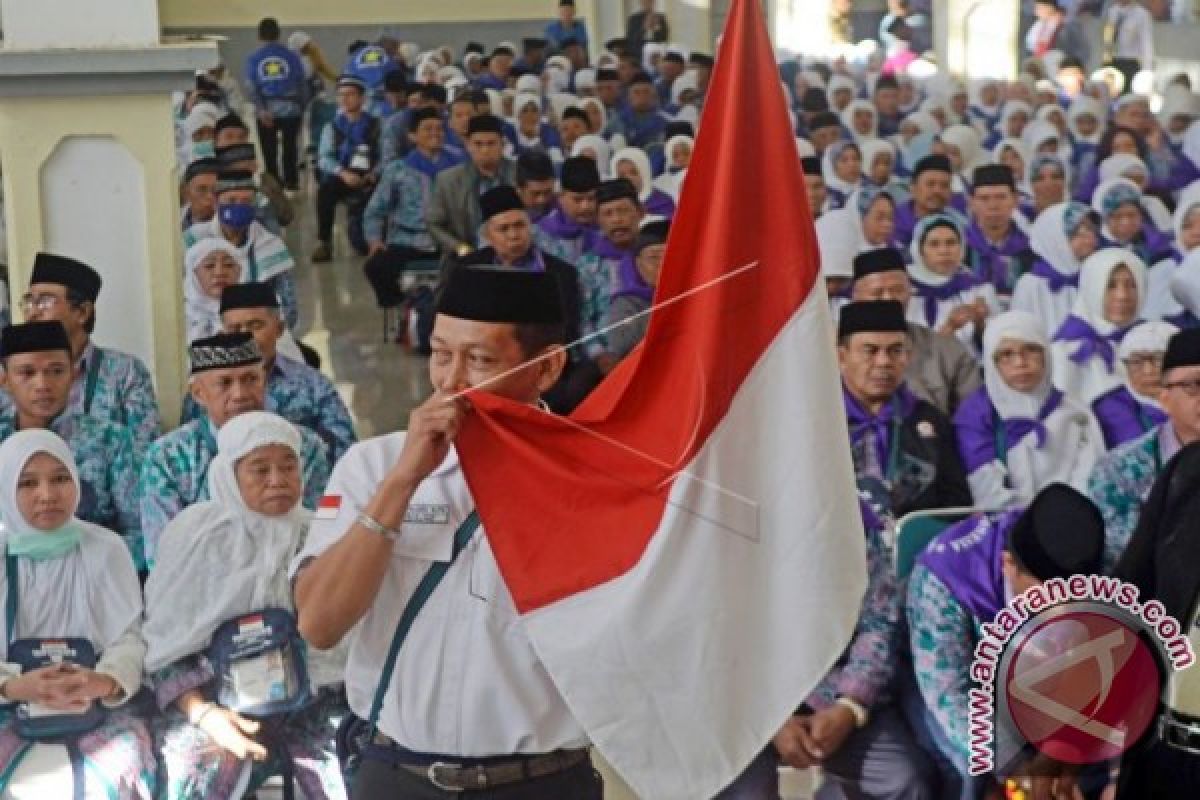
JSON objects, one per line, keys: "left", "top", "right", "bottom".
{"left": 1029, "top": 257, "right": 1078, "bottom": 293}
{"left": 644, "top": 189, "right": 676, "bottom": 219}
{"left": 918, "top": 511, "right": 1019, "bottom": 622}
{"left": 909, "top": 271, "right": 983, "bottom": 328}
{"left": 538, "top": 206, "right": 597, "bottom": 245}
{"left": 965, "top": 222, "right": 1031, "bottom": 294}
{"left": 1053, "top": 314, "right": 1131, "bottom": 371}
{"left": 1092, "top": 385, "right": 1167, "bottom": 449}
{"left": 611, "top": 253, "right": 655, "bottom": 303}
{"left": 589, "top": 235, "right": 631, "bottom": 262}
{"left": 954, "top": 386, "right": 1064, "bottom": 473}
{"left": 843, "top": 384, "right": 918, "bottom": 472}
{"left": 893, "top": 201, "right": 918, "bottom": 246}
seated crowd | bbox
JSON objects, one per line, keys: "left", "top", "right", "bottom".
{"left": 0, "top": 5, "right": 1199, "bottom": 798}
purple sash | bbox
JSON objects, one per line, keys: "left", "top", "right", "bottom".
{"left": 644, "top": 189, "right": 676, "bottom": 219}
{"left": 1029, "top": 258, "right": 1078, "bottom": 293}
{"left": 611, "top": 253, "right": 655, "bottom": 303}
{"left": 965, "top": 222, "right": 1031, "bottom": 293}
{"left": 843, "top": 384, "right": 918, "bottom": 471}
{"left": 1091, "top": 385, "right": 1168, "bottom": 449}
{"left": 909, "top": 271, "right": 983, "bottom": 328}
{"left": 918, "top": 511, "right": 1020, "bottom": 622}
{"left": 954, "top": 386, "right": 1063, "bottom": 473}
{"left": 1052, "top": 314, "right": 1129, "bottom": 371}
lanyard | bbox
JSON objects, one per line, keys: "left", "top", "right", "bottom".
{"left": 82, "top": 350, "right": 103, "bottom": 415}
{"left": 5, "top": 552, "right": 16, "bottom": 647}
{"left": 884, "top": 397, "right": 904, "bottom": 482}
{"left": 992, "top": 408, "right": 1008, "bottom": 465}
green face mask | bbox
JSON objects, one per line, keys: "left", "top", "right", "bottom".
{"left": 7, "top": 525, "right": 82, "bottom": 561}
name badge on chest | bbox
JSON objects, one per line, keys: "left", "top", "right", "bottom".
{"left": 404, "top": 503, "right": 451, "bottom": 525}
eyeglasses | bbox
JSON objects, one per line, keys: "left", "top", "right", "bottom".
{"left": 20, "top": 293, "right": 63, "bottom": 313}
{"left": 993, "top": 344, "right": 1045, "bottom": 365}
{"left": 1123, "top": 354, "right": 1164, "bottom": 372}
{"left": 1163, "top": 379, "right": 1200, "bottom": 397}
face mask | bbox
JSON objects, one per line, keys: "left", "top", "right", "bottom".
{"left": 7, "top": 524, "right": 82, "bottom": 561}
{"left": 218, "top": 202, "right": 257, "bottom": 231}
{"left": 191, "top": 140, "right": 216, "bottom": 160}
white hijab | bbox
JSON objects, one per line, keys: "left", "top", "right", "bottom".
{"left": 1091, "top": 177, "right": 1144, "bottom": 243}
{"left": 143, "top": 412, "right": 331, "bottom": 677}
{"left": 940, "top": 124, "right": 985, "bottom": 178}
{"left": 841, "top": 99, "right": 878, "bottom": 143}
{"left": 1067, "top": 95, "right": 1105, "bottom": 145}
{"left": 827, "top": 75, "right": 857, "bottom": 111}
{"left": 822, "top": 140, "right": 862, "bottom": 196}
{"left": 1184, "top": 119, "right": 1200, "bottom": 172}
{"left": 0, "top": 431, "right": 141, "bottom": 657}
{"left": 1031, "top": 202, "right": 1090, "bottom": 278}
{"left": 184, "top": 239, "right": 246, "bottom": 345}
{"left": 983, "top": 310, "right": 1054, "bottom": 420}
{"left": 1172, "top": 188, "right": 1200, "bottom": 256}
{"left": 1170, "top": 248, "right": 1200, "bottom": 315}
{"left": 1117, "top": 320, "right": 1177, "bottom": 408}
{"left": 611, "top": 147, "right": 655, "bottom": 203}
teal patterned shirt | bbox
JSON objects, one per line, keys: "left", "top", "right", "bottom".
{"left": 363, "top": 161, "right": 437, "bottom": 252}
{"left": 1087, "top": 426, "right": 1164, "bottom": 573}
{"left": 0, "top": 412, "right": 143, "bottom": 568}
{"left": 180, "top": 355, "right": 357, "bottom": 464}
{"left": 0, "top": 342, "right": 162, "bottom": 458}
{"left": 575, "top": 249, "right": 623, "bottom": 357}
{"left": 138, "top": 417, "right": 331, "bottom": 564}
{"left": 906, "top": 563, "right": 979, "bottom": 771}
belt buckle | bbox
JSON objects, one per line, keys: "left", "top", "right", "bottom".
{"left": 429, "top": 762, "right": 470, "bottom": 791}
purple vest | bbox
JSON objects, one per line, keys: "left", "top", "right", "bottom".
{"left": 918, "top": 511, "right": 1020, "bottom": 621}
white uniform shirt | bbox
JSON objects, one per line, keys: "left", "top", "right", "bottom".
{"left": 1106, "top": 2, "right": 1154, "bottom": 65}
{"left": 292, "top": 434, "right": 588, "bottom": 757}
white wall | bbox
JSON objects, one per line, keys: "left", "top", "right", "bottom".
{"left": 1, "top": 0, "right": 159, "bottom": 49}
{"left": 40, "top": 136, "right": 155, "bottom": 367}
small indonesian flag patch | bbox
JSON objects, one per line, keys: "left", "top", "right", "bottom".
{"left": 316, "top": 495, "right": 342, "bottom": 520}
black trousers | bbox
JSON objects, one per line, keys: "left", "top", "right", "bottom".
{"left": 257, "top": 115, "right": 302, "bottom": 188}
{"left": 317, "top": 177, "right": 371, "bottom": 253}
{"left": 363, "top": 245, "right": 440, "bottom": 307}
{"left": 1110, "top": 58, "right": 1141, "bottom": 96}
{"left": 350, "top": 756, "right": 603, "bottom": 799}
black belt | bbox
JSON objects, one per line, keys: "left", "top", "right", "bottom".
{"left": 367, "top": 734, "right": 589, "bottom": 792}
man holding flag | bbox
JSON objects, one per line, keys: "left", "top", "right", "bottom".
{"left": 294, "top": 0, "right": 868, "bottom": 796}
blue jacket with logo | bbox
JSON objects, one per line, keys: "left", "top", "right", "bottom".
{"left": 244, "top": 42, "right": 308, "bottom": 118}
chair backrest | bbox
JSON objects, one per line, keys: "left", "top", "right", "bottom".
{"left": 894, "top": 507, "right": 979, "bottom": 580}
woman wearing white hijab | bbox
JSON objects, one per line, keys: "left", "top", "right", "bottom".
{"left": 1091, "top": 178, "right": 1174, "bottom": 269}
{"left": 1097, "top": 154, "right": 1172, "bottom": 232}
{"left": 859, "top": 137, "right": 909, "bottom": 203}
{"left": 654, "top": 134, "right": 693, "bottom": 200}
{"left": 1091, "top": 320, "right": 1177, "bottom": 449}
{"left": 840, "top": 99, "right": 878, "bottom": 143}
{"left": 1012, "top": 202, "right": 1100, "bottom": 334}
{"left": 570, "top": 134, "right": 612, "bottom": 179}
{"left": 1051, "top": 248, "right": 1147, "bottom": 406}
{"left": 826, "top": 74, "right": 857, "bottom": 113}
{"left": 938, "top": 124, "right": 985, "bottom": 197}
{"left": 968, "top": 78, "right": 1005, "bottom": 134}
{"left": 611, "top": 147, "right": 675, "bottom": 218}
{"left": 1149, "top": 187, "right": 1200, "bottom": 323}
{"left": 821, "top": 140, "right": 863, "bottom": 211}
{"left": 184, "top": 240, "right": 245, "bottom": 345}
{"left": 1168, "top": 247, "right": 1200, "bottom": 329}
{"left": 986, "top": 101, "right": 1033, "bottom": 150}
{"left": 0, "top": 430, "right": 152, "bottom": 798}
{"left": 145, "top": 412, "right": 347, "bottom": 800}
{"left": 953, "top": 311, "right": 1104, "bottom": 509}
{"left": 907, "top": 213, "right": 999, "bottom": 352}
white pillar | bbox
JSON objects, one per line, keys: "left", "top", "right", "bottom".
{"left": 934, "top": 0, "right": 1020, "bottom": 80}
{"left": 0, "top": 0, "right": 218, "bottom": 424}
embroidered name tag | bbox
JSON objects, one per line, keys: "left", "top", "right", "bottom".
{"left": 405, "top": 504, "right": 451, "bottom": 525}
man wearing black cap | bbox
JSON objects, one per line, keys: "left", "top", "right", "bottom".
{"left": 0, "top": 321, "right": 142, "bottom": 566}
{"left": 313, "top": 74, "right": 382, "bottom": 262}
{"left": 906, "top": 485, "right": 1105, "bottom": 797}
{"left": 516, "top": 37, "right": 548, "bottom": 75}
{"left": 427, "top": 114, "right": 516, "bottom": 263}
{"left": 605, "top": 219, "right": 668, "bottom": 360}
{"left": 837, "top": 300, "right": 971, "bottom": 516}
{"left": 215, "top": 141, "right": 293, "bottom": 233}
{"left": 294, "top": 266, "right": 602, "bottom": 798}
{"left": 801, "top": 156, "right": 829, "bottom": 219}
{"left": 595, "top": 68, "right": 624, "bottom": 116}
{"left": 515, "top": 151, "right": 558, "bottom": 224}
{"left": 244, "top": 17, "right": 308, "bottom": 191}
{"left": 181, "top": 158, "right": 221, "bottom": 231}
{"left": 558, "top": 106, "right": 590, "bottom": 157}
{"left": 964, "top": 164, "right": 1035, "bottom": 298}
{"left": 183, "top": 171, "right": 299, "bottom": 330}
{"left": 893, "top": 154, "right": 965, "bottom": 249}
{"left": 17, "top": 252, "right": 162, "bottom": 457}
{"left": 182, "top": 282, "right": 356, "bottom": 463}
{"left": 612, "top": 73, "right": 669, "bottom": 150}
{"left": 446, "top": 188, "right": 582, "bottom": 379}
{"left": 138, "top": 333, "right": 330, "bottom": 563}
{"left": 850, "top": 249, "right": 983, "bottom": 415}
{"left": 1089, "top": 328, "right": 1200, "bottom": 570}
{"left": 578, "top": 179, "right": 645, "bottom": 373}
{"left": 807, "top": 111, "right": 843, "bottom": 156}
{"left": 545, "top": 0, "right": 590, "bottom": 53}
{"left": 538, "top": 156, "right": 601, "bottom": 264}
{"left": 655, "top": 50, "right": 687, "bottom": 108}
{"left": 476, "top": 45, "right": 515, "bottom": 91}
{"left": 873, "top": 74, "right": 902, "bottom": 137}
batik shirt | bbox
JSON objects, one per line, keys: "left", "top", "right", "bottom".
{"left": 0, "top": 342, "right": 161, "bottom": 458}
{"left": 181, "top": 356, "right": 356, "bottom": 464}
{"left": 1087, "top": 425, "right": 1171, "bottom": 573}
{"left": 138, "top": 417, "right": 331, "bottom": 564}
{"left": 363, "top": 161, "right": 437, "bottom": 252}
{"left": 576, "top": 238, "right": 630, "bottom": 356}
{"left": 805, "top": 499, "right": 901, "bottom": 711}
{"left": 0, "top": 412, "right": 142, "bottom": 567}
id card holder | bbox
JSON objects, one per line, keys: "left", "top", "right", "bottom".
{"left": 8, "top": 638, "right": 106, "bottom": 740}
{"left": 209, "top": 608, "right": 312, "bottom": 718}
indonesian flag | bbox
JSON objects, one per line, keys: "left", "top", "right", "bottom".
{"left": 456, "top": 0, "right": 867, "bottom": 795}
